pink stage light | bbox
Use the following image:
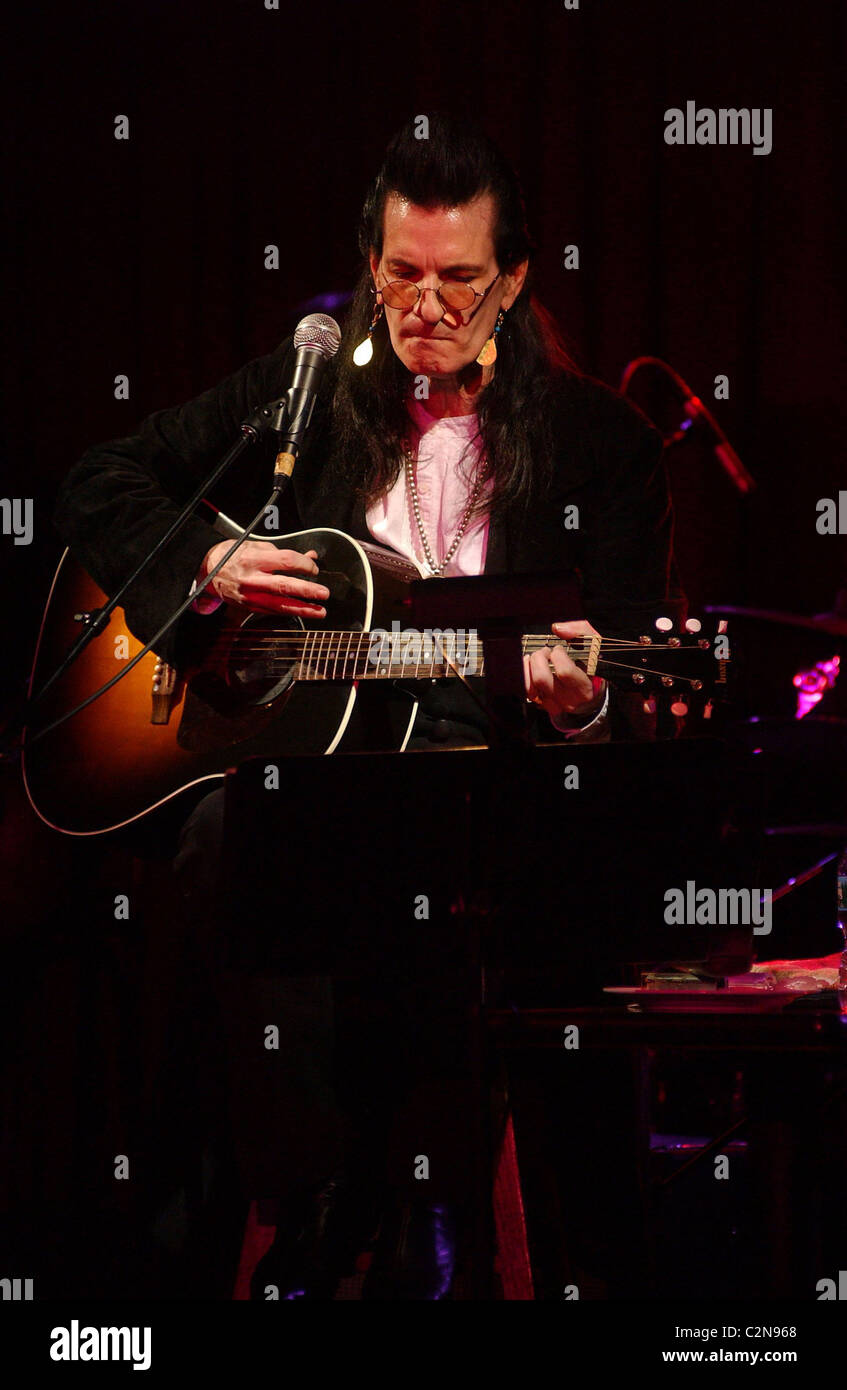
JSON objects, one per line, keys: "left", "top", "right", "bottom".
{"left": 793, "top": 655, "right": 840, "bottom": 719}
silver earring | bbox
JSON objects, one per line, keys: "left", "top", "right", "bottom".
{"left": 353, "top": 297, "right": 384, "bottom": 366}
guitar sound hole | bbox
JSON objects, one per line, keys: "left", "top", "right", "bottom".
{"left": 226, "top": 615, "right": 302, "bottom": 706}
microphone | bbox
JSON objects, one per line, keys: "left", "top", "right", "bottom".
{"left": 681, "top": 393, "right": 756, "bottom": 495}
{"left": 619, "top": 357, "right": 756, "bottom": 496}
{"left": 271, "top": 313, "right": 341, "bottom": 487}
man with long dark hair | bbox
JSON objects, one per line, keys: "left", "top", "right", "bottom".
{"left": 54, "top": 114, "right": 683, "bottom": 1298}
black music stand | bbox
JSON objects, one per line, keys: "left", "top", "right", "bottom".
{"left": 218, "top": 570, "right": 743, "bottom": 1297}
{"left": 406, "top": 567, "right": 584, "bottom": 748}
{"left": 220, "top": 736, "right": 736, "bottom": 1296}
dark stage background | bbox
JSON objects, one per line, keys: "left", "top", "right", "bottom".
{"left": 3, "top": 0, "right": 846, "bottom": 689}
{"left": 1, "top": 0, "right": 845, "bottom": 1300}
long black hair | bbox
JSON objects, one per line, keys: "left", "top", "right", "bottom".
{"left": 331, "top": 115, "right": 579, "bottom": 520}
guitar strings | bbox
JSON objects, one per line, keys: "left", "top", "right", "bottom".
{"left": 203, "top": 635, "right": 690, "bottom": 653}
{"left": 210, "top": 631, "right": 671, "bottom": 644}
{"left": 195, "top": 629, "right": 709, "bottom": 689}
{"left": 593, "top": 656, "right": 705, "bottom": 684}
{"left": 202, "top": 646, "right": 700, "bottom": 674}
{"left": 200, "top": 636, "right": 701, "bottom": 669}
{"left": 198, "top": 646, "right": 705, "bottom": 687}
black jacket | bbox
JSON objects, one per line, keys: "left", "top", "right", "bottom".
{"left": 53, "top": 337, "right": 684, "bottom": 736}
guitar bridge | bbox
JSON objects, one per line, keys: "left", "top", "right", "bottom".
{"left": 151, "top": 659, "right": 182, "bottom": 724}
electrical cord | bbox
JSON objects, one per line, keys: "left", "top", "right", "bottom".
{"left": 20, "top": 485, "right": 285, "bottom": 750}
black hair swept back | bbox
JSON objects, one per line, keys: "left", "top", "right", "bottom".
{"left": 331, "top": 112, "right": 579, "bottom": 519}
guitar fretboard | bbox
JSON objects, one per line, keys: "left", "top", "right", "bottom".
{"left": 299, "top": 629, "right": 489, "bottom": 680}
{"left": 221, "top": 629, "right": 606, "bottom": 682}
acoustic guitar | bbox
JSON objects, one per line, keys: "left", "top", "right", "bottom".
{"left": 23, "top": 509, "right": 725, "bottom": 835}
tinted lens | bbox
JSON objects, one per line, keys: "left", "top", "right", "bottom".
{"left": 439, "top": 282, "right": 476, "bottom": 310}
{"left": 382, "top": 280, "right": 419, "bottom": 309}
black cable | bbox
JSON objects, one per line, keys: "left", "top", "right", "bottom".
{"left": 1, "top": 392, "right": 291, "bottom": 761}
{"left": 30, "top": 425, "right": 264, "bottom": 711}
{"left": 22, "top": 483, "right": 285, "bottom": 749}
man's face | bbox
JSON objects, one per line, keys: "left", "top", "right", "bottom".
{"left": 369, "top": 192, "right": 528, "bottom": 379}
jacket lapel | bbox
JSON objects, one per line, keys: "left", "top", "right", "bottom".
{"left": 484, "top": 511, "right": 511, "bottom": 575}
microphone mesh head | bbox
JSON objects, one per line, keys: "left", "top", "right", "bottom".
{"left": 293, "top": 313, "right": 342, "bottom": 358}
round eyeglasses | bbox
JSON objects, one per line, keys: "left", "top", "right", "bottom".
{"left": 379, "top": 272, "right": 500, "bottom": 317}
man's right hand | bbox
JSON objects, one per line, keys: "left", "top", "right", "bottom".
{"left": 197, "top": 540, "right": 330, "bottom": 618}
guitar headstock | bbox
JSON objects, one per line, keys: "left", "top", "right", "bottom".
{"left": 593, "top": 615, "right": 731, "bottom": 719}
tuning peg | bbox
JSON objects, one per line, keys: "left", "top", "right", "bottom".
{"left": 684, "top": 618, "right": 702, "bottom": 633}
{"left": 671, "top": 698, "right": 688, "bottom": 717}
{"left": 655, "top": 617, "right": 673, "bottom": 632}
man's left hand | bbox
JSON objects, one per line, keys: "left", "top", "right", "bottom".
{"left": 523, "top": 620, "right": 606, "bottom": 724}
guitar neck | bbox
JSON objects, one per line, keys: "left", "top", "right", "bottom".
{"left": 224, "top": 629, "right": 602, "bottom": 682}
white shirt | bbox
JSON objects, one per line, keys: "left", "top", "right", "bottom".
{"left": 364, "top": 397, "right": 492, "bottom": 577}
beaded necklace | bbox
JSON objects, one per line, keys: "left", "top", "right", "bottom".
{"left": 403, "top": 442, "right": 490, "bottom": 577}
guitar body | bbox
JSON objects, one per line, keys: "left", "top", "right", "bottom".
{"left": 23, "top": 525, "right": 422, "bottom": 836}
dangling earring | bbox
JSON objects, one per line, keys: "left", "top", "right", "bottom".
{"left": 353, "top": 295, "right": 383, "bottom": 366}
{"left": 476, "top": 309, "right": 505, "bottom": 367}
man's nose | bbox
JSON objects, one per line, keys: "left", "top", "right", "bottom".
{"left": 415, "top": 285, "right": 445, "bottom": 325}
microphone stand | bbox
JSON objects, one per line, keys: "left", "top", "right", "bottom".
{"left": 620, "top": 355, "right": 756, "bottom": 494}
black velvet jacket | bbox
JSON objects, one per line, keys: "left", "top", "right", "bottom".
{"left": 53, "top": 337, "right": 684, "bottom": 737}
